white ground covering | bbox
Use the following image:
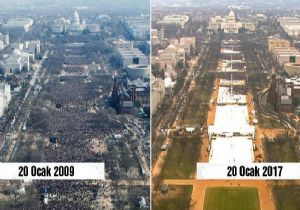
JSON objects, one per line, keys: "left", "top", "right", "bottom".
{"left": 217, "top": 86, "right": 246, "bottom": 104}
{"left": 208, "top": 105, "right": 255, "bottom": 138}
{"left": 220, "top": 79, "right": 246, "bottom": 86}
{"left": 221, "top": 60, "right": 244, "bottom": 70}
{"left": 209, "top": 137, "right": 254, "bottom": 163}
{"left": 222, "top": 59, "right": 243, "bottom": 63}
{"left": 220, "top": 66, "right": 240, "bottom": 72}
{"left": 164, "top": 77, "right": 175, "bottom": 88}
{"left": 220, "top": 66, "right": 244, "bottom": 73}
{"left": 221, "top": 48, "right": 241, "bottom": 54}
{"left": 207, "top": 45, "right": 255, "bottom": 163}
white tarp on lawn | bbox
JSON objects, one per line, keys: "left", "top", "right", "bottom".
{"left": 219, "top": 79, "right": 246, "bottom": 86}
{"left": 217, "top": 86, "right": 246, "bottom": 105}
{"left": 208, "top": 105, "right": 255, "bottom": 138}
{"left": 221, "top": 48, "right": 241, "bottom": 54}
{"left": 209, "top": 137, "right": 254, "bottom": 163}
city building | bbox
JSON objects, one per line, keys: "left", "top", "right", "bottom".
{"left": 268, "top": 36, "right": 290, "bottom": 52}
{"left": 268, "top": 75, "right": 294, "bottom": 112}
{"left": 95, "top": 14, "right": 112, "bottom": 25}
{"left": 209, "top": 10, "right": 256, "bottom": 33}
{"left": 0, "top": 33, "right": 9, "bottom": 50}
{"left": 286, "top": 77, "right": 300, "bottom": 100}
{"left": 2, "top": 48, "right": 30, "bottom": 75}
{"left": 284, "top": 63, "right": 300, "bottom": 77}
{"left": 2, "top": 18, "right": 33, "bottom": 33}
{"left": 123, "top": 16, "right": 150, "bottom": 40}
{"left": 151, "top": 28, "right": 165, "bottom": 45}
{"left": 272, "top": 47, "right": 300, "bottom": 65}
{"left": 128, "top": 78, "right": 150, "bottom": 105}
{"left": 169, "top": 37, "right": 196, "bottom": 54}
{"left": 113, "top": 39, "right": 134, "bottom": 49}
{"left": 111, "top": 76, "right": 149, "bottom": 114}
{"left": 127, "top": 64, "right": 150, "bottom": 79}
{"left": 156, "top": 43, "right": 185, "bottom": 69}
{"left": 268, "top": 36, "right": 300, "bottom": 75}
{"left": 0, "top": 33, "right": 9, "bottom": 45}
{"left": 158, "top": 15, "right": 189, "bottom": 27}
{"left": 151, "top": 77, "right": 165, "bottom": 114}
{"left": 256, "top": 13, "right": 268, "bottom": 22}
{"left": 0, "top": 83, "right": 11, "bottom": 117}
{"left": 114, "top": 39, "right": 149, "bottom": 69}
{"left": 51, "top": 10, "right": 99, "bottom": 35}
{"left": 24, "top": 40, "right": 41, "bottom": 57}
{"left": 278, "top": 16, "right": 300, "bottom": 37}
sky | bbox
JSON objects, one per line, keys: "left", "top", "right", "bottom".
{"left": 0, "top": 0, "right": 150, "bottom": 13}
{"left": 151, "top": 0, "right": 300, "bottom": 8}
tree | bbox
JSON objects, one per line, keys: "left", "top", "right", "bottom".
{"left": 0, "top": 65, "right": 5, "bottom": 75}
{"left": 238, "top": 27, "right": 247, "bottom": 34}
{"left": 134, "top": 100, "right": 142, "bottom": 108}
{"left": 36, "top": 53, "right": 43, "bottom": 60}
{"left": 152, "top": 175, "right": 162, "bottom": 194}
{"left": 21, "top": 66, "right": 28, "bottom": 73}
{"left": 189, "top": 44, "right": 195, "bottom": 57}
{"left": 151, "top": 63, "right": 164, "bottom": 79}
{"left": 143, "top": 106, "right": 150, "bottom": 118}
{"left": 293, "top": 98, "right": 300, "bottom": 108}
{"left": 82, "top": 28, "right": 91, "bottom": 35}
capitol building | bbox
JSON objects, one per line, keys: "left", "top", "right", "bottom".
{"left": 209, "top": 10, "right": 255, "bottom": 34}
{"left": 52, "top": 10, "right": 99, "bottom": 35}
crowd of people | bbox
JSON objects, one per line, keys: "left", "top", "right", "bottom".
{"left": 25, "top": 56, "right": 146, "bottom": 207}
{"left": 219, "top": 71, "right": 247, "bottom": 81}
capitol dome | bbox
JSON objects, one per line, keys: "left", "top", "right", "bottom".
{"left": 71, "top": 10, "right": 80, "bottom": 25}
{"left": 227, "top": 9, "right": 236, "bottom": 21}
{"left": 228, "top": 10, "right": 235, "bottom": 17}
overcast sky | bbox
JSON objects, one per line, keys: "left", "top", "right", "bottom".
{"left": 0, "top": 0, "right": 149, "bottom": 13}
{"left": 151, "top": 0, "right": 300, "bottom": 8}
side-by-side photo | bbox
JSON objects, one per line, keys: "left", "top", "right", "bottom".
{"left": 151, "top": 0, "right": 300, "bottom": 210}
{"left": 0, "top": 0, "right": 300, "bottom": 210}
{"left": 0, "top": 0, "right": 150, "bottom": 209}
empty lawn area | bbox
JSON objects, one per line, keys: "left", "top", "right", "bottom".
{"left": 273, "top": 185, "right": 300, "bottom": 210}
{"left": 259, "top": 114, "right": 283, "bottom": 129}
{"left": 160, "top": 135, "right": 201, "bottom": 179}
{"left": 153, "top": 185, "right": 192, "bottom": 210}
{"left": 180, "top": 86, "right": 210, "bottom": 126}
{"left": 203, "top": 187, "right": 260, "bottom": 210}
{"left": 264, "top": 137, "right": 297, "bottom": 162}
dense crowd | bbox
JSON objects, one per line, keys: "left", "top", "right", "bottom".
{"left": 2, "top": 42, "right": 151, "bottom": 209}
{"left": 36, "top": 180, "right": 97, "bottom": 210}
{"left": 219, "top": 72, "right": 247, "bottom": 81}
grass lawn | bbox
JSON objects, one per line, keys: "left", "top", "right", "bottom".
{"left": 160, "top": 135, "right": 201, "bottom": 179}
{"left": 273, "top": 185, "right": 300, "bottom": 210}
{"left": 180, "top": 86, "right": 210, "bottom": 126}
{"left": 259, "top": 114, "right": 283, "bottom": 129}
{"left": 180, "top": 56, "right": 215, "bottom": 126}
{"left": 153, "top": 185, "right": 192, "bottom": 210}
{"left": 203, "top": 187, "right": 260, "bottom": 210}
{"left": 263, "top": 138, "right": 297, "bottom": 162}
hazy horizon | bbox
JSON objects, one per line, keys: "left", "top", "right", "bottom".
{"left": 151, "top": 0, "right": 300, "bottom": 8}
{"left": 0, "top": 0, "right": 150, "bottom": 14}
